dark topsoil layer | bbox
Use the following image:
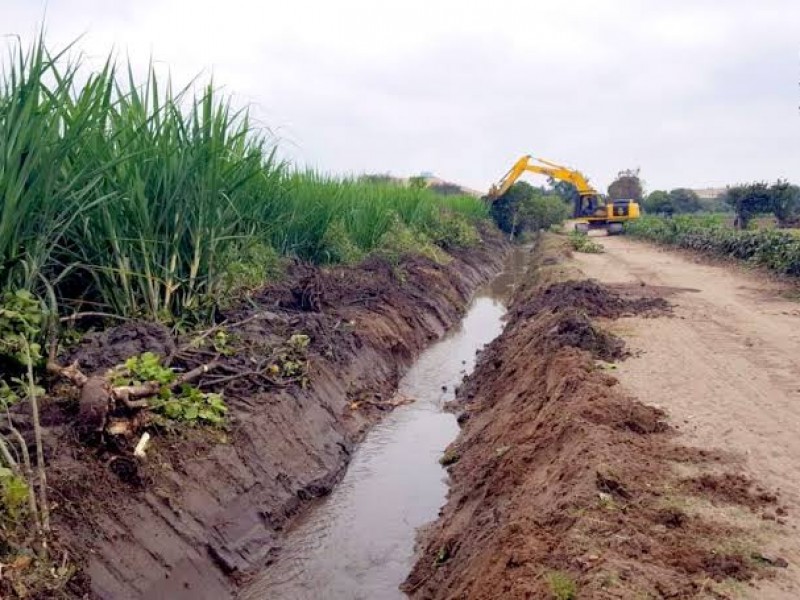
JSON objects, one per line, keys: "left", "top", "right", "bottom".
{"left": 12, "top": 231, "right": 508, "bottom": 599}
{"left": 404, "top": 240, "right": 783, "bottom": 600}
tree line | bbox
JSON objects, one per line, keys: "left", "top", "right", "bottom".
{"left": 606, "top": 169, "right": 800, "bottom": 229}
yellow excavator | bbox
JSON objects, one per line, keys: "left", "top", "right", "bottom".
{"left": 487, "top": 155, "right": 640, "bottom": 234}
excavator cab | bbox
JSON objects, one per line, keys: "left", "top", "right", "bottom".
{"left": 574, "top": 193, "right": 603, "bottom": 218}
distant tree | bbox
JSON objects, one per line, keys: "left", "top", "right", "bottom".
{"left": 490, "top": 181, "right": 535, "bottom": 236}
{"left": 408, "top": 176, "right": 427, "bottom": 190}
{"left": 668, "top": 188, "right": 702, "bottom": 213}
{"left": 490, "top": 182, "right": 569, "bottom": 238}
{"left": 519, "top": 193, "right": 570, "bottom": 233}
{"left": 770, "top": 180, "right": 800, "bottom": 228}
{"left": 359, "top": 173, "right": 395, "bottom": 185}
{"left": 548, "top": 178, "right": 580, "bottom": 212}
{"left": 643, "top": 188, "right": 701, "bottom": 215}
{"left": 607, "top": 168, "right": 643, "bottom": 201}
{"left": 723, "top": 182, "right": 772, "bottom": 229}
{"left": 643, "top": 190, "right": 674, "bottom": 215}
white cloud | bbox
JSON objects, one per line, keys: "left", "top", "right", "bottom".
{"left": 4, "top": 0, "right": 800, "bottom": 192}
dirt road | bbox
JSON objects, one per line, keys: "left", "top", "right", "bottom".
{"left": 574, "top": 235, "right": 800, "bottom": 598}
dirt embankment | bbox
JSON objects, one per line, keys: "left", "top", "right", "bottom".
{"left": 31, "top": 233, "right": 507, "bottom": 599}
{"left": 405, "top": 236, "right": 784, "bottom": 599}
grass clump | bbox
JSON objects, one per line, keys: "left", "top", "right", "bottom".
{"left": 0, "top": 468, "right": 29, "bottom": 524}
{"left": 439, "top": 449, "right": 461, "bottom": 466}
{"left": 568, "top": 231, "right": 605, "bottom": 253}
{"left": 546, "top": 570, "right": 578, "bottom": 600}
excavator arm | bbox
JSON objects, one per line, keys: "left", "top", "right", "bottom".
{"left": 487, "top": 155, "right": 597, "bottom": 200}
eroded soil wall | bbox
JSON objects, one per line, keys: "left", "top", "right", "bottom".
{"left": 46, "top": 235, "right": 507, "bottom": 599}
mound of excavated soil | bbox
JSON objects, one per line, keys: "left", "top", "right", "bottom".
{"left": 513, "top": 278, "right": 671, "bottom": 321}
{"left": 24, "top": 232, "right": 508, "bottom": 600}
{"left": 405, "top": 246, "right": 776, "bottom": 599}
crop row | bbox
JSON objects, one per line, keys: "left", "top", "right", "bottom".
{"left": 625, "top": 216, "right": 800, "bottom": 276}
{"left": 0, "top": 38, "right": 487, "bottom": 323}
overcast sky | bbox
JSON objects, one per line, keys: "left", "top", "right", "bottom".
{"left": 5, "top": 1, "right": 799, "bottom": 192}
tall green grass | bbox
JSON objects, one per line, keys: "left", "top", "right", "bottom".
{"left": 0, "top": 37, "right": 488, "bottom": 322}
{"left": 71, "top": 70, "right": 284, "bottom": 318}
{"left": 0, "top": 38, "right": 104, "bottom": 299}
{"left": 267, "top": 174, "right": 486, "bottom": 263}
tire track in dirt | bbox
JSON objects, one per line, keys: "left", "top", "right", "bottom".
{"left": 574, "top": 234, "right": 800, "bottom": 599}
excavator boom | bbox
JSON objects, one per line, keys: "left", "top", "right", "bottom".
{"left": 487, "top": 155, "right": 597, "bottom": 200}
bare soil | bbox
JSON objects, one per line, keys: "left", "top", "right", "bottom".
{"left": 3, "top": 233, "right": 507, "bottom": 600}
{"left": 404, "top": 237, "right": 785, "bottom": 599}
{"left": 574, "top": 234, "right": 800, "bottom": 599}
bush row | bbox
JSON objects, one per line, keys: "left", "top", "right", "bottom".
{"left": 625, "top": 216, "right": 800, "bottom": 276}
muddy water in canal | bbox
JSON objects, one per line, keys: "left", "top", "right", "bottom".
{"left": 240, "top": 248, "right": 529, "bottom": 600}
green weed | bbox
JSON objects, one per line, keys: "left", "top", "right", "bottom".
{"left": 439, "top": 450, "right": 461, "bottom": 466}
{"left": 112, "top": 352, "right": 228, "bottom": 426}
{"left": 569, "top": 231, "right": 605, "bottom": 253}
{"left": 546, "top": 570, "right": 577, "bottom": 600}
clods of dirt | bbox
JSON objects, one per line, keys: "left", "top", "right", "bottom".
{"left": 66, "top": 320, "right": 174, "bottom": 374}
{"left": 685, "top": 472, "right": 780, "bottom": 510}
{"left": 543, "top": 309, "right": 627, "bottom": 361}
{"left": 514, "top": 279, "right": 671, "bottom": 321}
{"left": 404, "top": 252, "right": 774, "bottom": 599}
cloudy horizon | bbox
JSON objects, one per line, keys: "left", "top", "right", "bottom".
{"left": 5, "top": 0, "right": 799, "bottom": 194}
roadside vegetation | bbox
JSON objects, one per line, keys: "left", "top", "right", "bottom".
{"left": 641, "top": 181, "right": 799, "bottom": 227}
{"left": 607, "top": 168, "right": 800, "bottom": 277}
{"left": 567, "top": 231, "right": 604, "bottom": 253}
{"left": 626, "top": 215, "right": 800, "bottom": 276}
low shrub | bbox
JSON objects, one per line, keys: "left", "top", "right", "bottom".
{"left": 568, "top": 231, "right": 604, "bottom": 254}
{"left": 626, "top": 216, "right": 800, "bottom": 276}
{"left": 112, "top": 352, "right": 228, "bottom": 426}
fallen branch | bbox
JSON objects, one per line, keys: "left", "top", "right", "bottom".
{"left": 133, "top": 432, "right": 151, "bottom": 459}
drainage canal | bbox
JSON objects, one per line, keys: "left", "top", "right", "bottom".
{"left": 240, "top": 248, "right": 529, "bottom": 600}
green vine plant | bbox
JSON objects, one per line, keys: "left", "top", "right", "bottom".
{"left": 110, "top": 352, "right": 228, "bottom": 426}
{"left": 568, "top": 230, "right": 605, "bottom": 254}
{"left": 0, "top": 290, "right": 51, "bottom": 556}
{"left": 272, "top": 333, "right": 311, "bottom": 387}
{"left": 0, "top": 290, "right": 44, "bottom": 366}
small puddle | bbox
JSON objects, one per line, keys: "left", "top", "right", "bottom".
{"left": 240, "top": 248, "right": 529, "bottom": 600}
